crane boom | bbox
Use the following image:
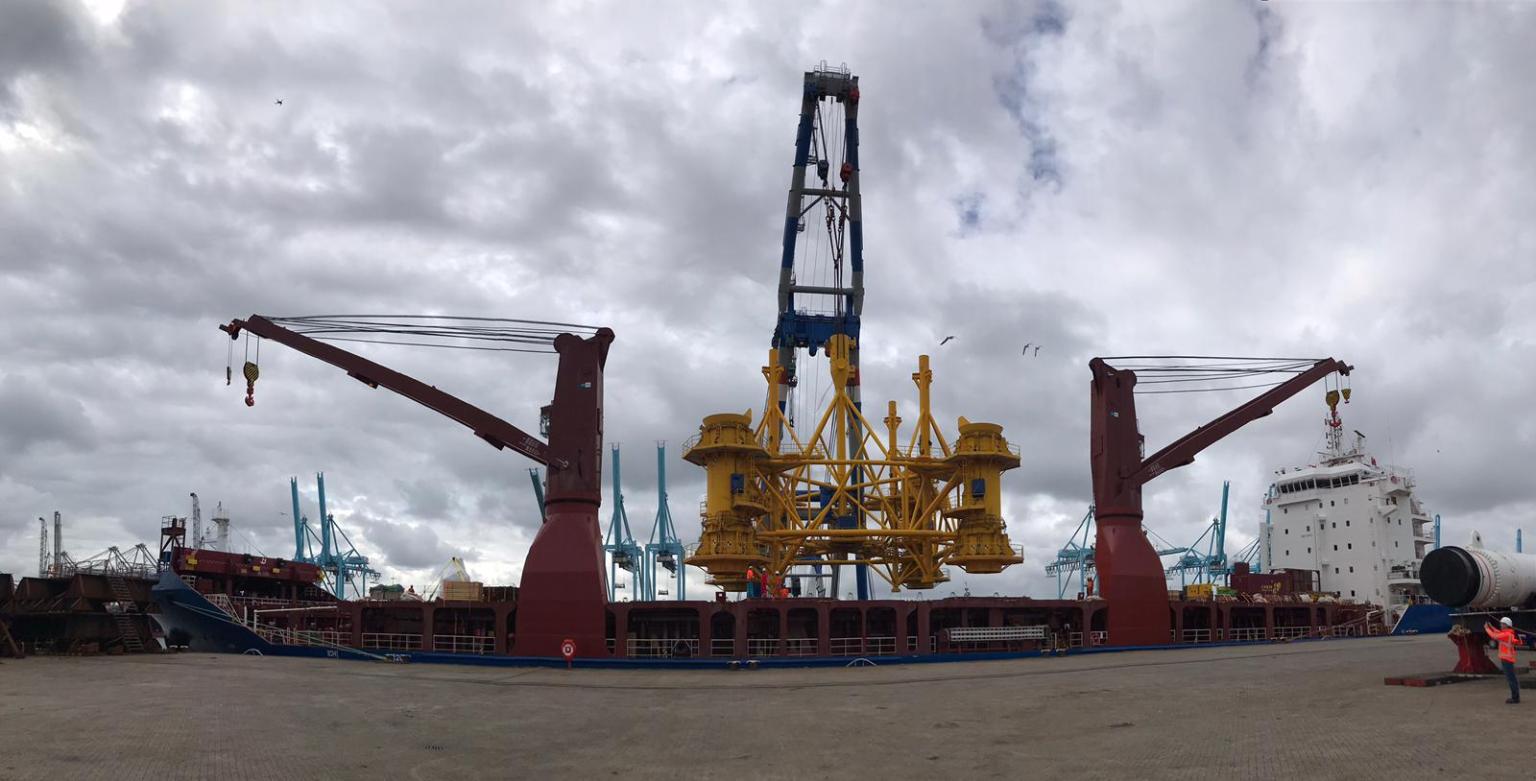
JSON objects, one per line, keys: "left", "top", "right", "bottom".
{"left": 219, "top": 312, "right": 617, "bottom": 657}
{"left": 1130, "top": 358, "right": 1353, "bottom": 486}
{"left": 1089, "top": 356, "right": 1352, "bottom": 647}
{"left": 221, "top": 315, "right": 556, "bottom": 467}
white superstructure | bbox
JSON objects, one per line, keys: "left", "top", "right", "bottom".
{"left": 1259, "top": 396, "right": 1434, "bottom": 624}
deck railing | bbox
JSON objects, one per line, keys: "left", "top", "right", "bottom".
{"left": 784, "top": 638, "right": 819, "bottom": 656}
{"left": 360, "top": 632, "right": 422, "bottom": 651}
{"left": 1228, "top": 627, "right": 1268, "bottom": 642}
{"left": 829, "top": 636, "right": 862, "bottom": 656}
{"left": 747, "top": 638, "right": 779, "bottom": 657}
{"left": 626, "top": 638, "right": 701, "bottom": 658}
{"left": 709, "top": 638, "right": 735, "bottom": 657}
{"left": 432, "top": 634, "right": 493, "bottom": 655}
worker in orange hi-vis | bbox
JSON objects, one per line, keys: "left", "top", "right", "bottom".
{"left": 1486, "top": 617, "right": 1521, "bottom": 704}
{"left": 746, "top": 567, "right": 761, "bottom": 599}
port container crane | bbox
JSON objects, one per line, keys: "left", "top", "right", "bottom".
{"left": 220, "top": 314, "right": 615, "bottom": 657}
{"left": 643, "top": 443, "right": 685, "bottom": 601}
{"left": 604, "top": 445, "right": 642, "bottom": 601}
{"left": 1165, "top": 481, "right": 1232, "bottom": 586}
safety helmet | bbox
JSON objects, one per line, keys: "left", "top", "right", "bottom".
{"left": 1502, "top": 617, "right": 1514, "bottom": 627}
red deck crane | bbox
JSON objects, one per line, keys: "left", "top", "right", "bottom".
{"left": 220, "top": 315, "right": 615, "bottom": 658}
{"left": 1089, "top": 356, "right": 1352, "bottom": 647}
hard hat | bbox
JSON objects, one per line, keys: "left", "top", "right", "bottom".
{"left": 1502, "top": 617, "right": 1514, "bottom": 627}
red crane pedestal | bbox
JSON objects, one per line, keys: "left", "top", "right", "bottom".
{"left": 1095, "top": 514, "right": 1171, "bottom": 646}
{"left": 512, "top": 330, "right": 614, "bottom": 658}
{"left": 512, "top": 503, "right": 608, "bottom": 657}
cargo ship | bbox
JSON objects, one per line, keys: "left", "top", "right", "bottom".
{"left": 1260, "top": 390, "right": 1439, "bottom": 629}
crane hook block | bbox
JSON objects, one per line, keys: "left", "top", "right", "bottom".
{"left": 243, "top": 361, "right": 260, "bottom": 406}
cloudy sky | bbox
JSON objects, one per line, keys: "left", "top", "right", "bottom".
{"left": 2, "top": 0, "right": 1533, "bottom": 600}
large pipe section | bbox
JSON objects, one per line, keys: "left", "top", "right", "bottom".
{"left": 1422, "top": 546, "right": 1536, "bottom": 609}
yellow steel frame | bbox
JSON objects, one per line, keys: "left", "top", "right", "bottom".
{"left": 684, "top": 335, "right": 1023, "bottom": 593}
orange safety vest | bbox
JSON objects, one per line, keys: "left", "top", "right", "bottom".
{"left": 747, "top": 569, "right": 759, "bottom": 582}
{"left": 1487, "top": 625, "right": 1519, "bottom": 663}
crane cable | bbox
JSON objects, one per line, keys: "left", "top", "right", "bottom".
{"left": 1098, "top": 356, "right": 1335, "bottom": 396}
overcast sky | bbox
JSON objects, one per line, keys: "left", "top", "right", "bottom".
{"left": 2, "top": 0, "right": 1533, "bottom": 600}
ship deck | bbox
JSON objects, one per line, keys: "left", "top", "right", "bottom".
{"left": 1, "top": 634, "right": 1528, "bottom": 779}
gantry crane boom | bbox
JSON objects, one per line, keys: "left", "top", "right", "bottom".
{"left": 221, "top": 315, "right": 557, "bottom": 467}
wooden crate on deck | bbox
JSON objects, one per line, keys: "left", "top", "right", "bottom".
{"left": 441, "top": 581, "right": 484, "bottom": 602}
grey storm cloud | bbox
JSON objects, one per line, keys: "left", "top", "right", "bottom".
{"left": 2, "top": 0, "right": 1535, "bottom": 598}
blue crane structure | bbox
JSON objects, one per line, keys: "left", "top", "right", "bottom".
{"left": 770, "top": 62, "right": 869, "bottom": 600}
{"left": 1043, "top": 508, "right": 1096, "bottom": 598}
{"left": 1044, "top": 506, "right": 1191, "bottom": 598}
{"left": 1165, "top": 481, "right": 1233, "bottom": 586}
{"left": 528, "top": 468, "right": 546, "bottom": 522}
{"left": 289, "top": 473, "right": 379, "bottom": 600}
{"left": 1044, "top": 507, "right": 1222, "bottom": 596}
{"left": 641, "top": 443, "right": 686, "bottom": 601}
{"left": 603, "top": 445, "right": 642, "bottom": 601}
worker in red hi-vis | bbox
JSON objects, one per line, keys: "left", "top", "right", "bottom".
{"left": 1486, "top": 617, "right": 1521, "bottom": 704}
{"left": 746, "top": 567, "right": 761, "bottom": 599}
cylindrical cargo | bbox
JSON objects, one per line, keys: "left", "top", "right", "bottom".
{"left": 1421, "top": 546, "right": 1536, "bottom": 609}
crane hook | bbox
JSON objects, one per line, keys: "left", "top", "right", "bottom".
{"left": 243, "top": 361, "right": 260, "bottom": 406}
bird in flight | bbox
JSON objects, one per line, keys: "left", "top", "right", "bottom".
{"left": 940, "top": 335, "right": 955, "bottom": 345}
{"left": 1021, "top": 342, "right": 1031, "bottom": 355}
{"left": 274, "top": 99, "right": 283, "bottom": 106}
{"left": 1034, "top": 345, "right": 1042, "bottom": 356}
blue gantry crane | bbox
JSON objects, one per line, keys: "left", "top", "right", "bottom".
{"left": 289, "top": 473, "right": 379, "bottom": 600}
{"left": 1044, "top": 505, "right": 1195, "bottom": 598}
{"left": 1165, "top": 481, "right": 1233, "bottom": 586}
{"left": 642, "top": 443, "right": 686, "bottom": 601}
{"left": 1044, "top": 507, "right": 1096, "bottom": 598}
{"left": 604, "top": 445, "right": 642, "bottom": 601}
{"left": 528, "top": 468, "right": 546, "bottom": 522}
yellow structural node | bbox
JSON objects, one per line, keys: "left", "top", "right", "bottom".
{"left": 682, "top": 411, "right": 770, "bottom": 591}
{"left": 684, "top": 336, "right": 1025, "bottom": 594}
{"left": 944, "top": 419, "right": 1024, "bottom": 574}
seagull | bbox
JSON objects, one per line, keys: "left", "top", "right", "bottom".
{"left": 1022, "top": 342, "right": 1031, "bottom": 355}
{"left": 274, "top": 99, "right": 283, "bottom": 106}
{"left": 1034, "top": 345, "right": 1042, "bottom": 356}
{"left": 940, "top": 335, "right": 955, "bottom": 345}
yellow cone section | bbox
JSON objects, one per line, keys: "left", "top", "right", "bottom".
{"left": 682, "top": 411, "right": 769, "bottom": 591}
{"left": 943, "top": 419, "right": 1024, "bottom": 574}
